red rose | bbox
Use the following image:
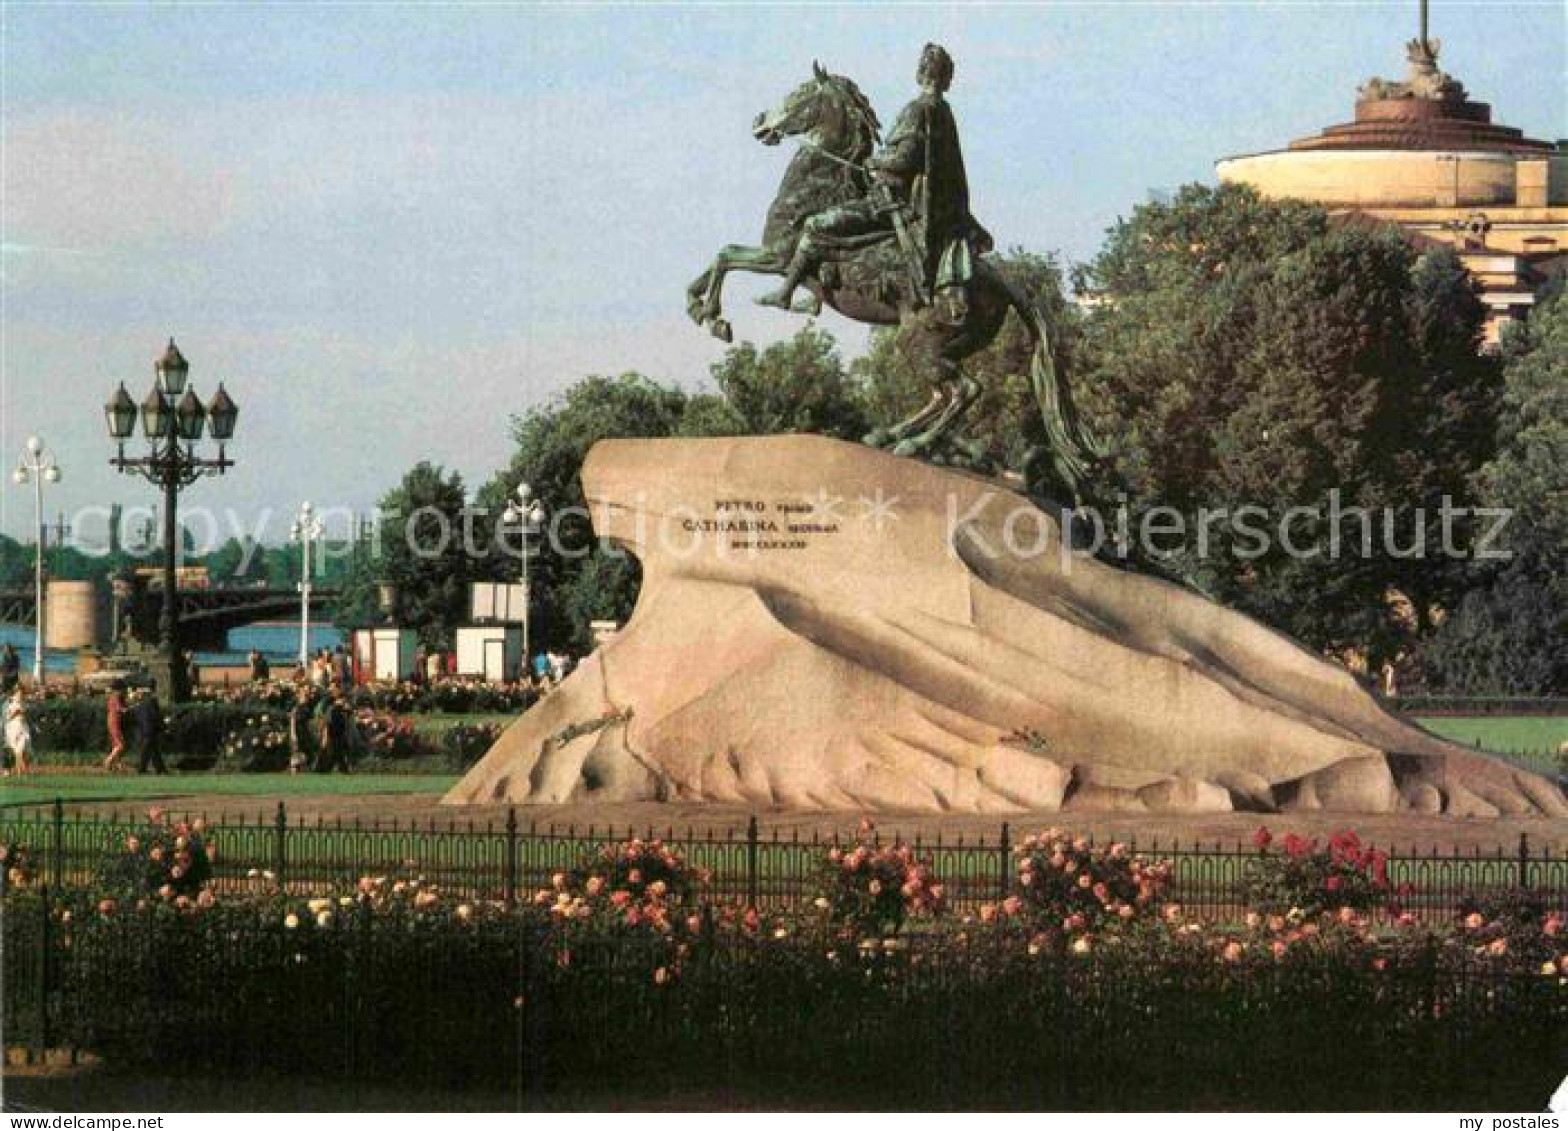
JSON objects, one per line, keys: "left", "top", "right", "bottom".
{"left": 1283, "top": 833, "right": 1315, "bottom": 859}
{"left": 1325, "top": 875, "right": 1343, "bottom": 892}
{"left": 1252, "top": 827, "right": 1273, "bottom": 851}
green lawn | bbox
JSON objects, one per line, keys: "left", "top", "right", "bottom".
{"left": 0, "top": 771, "right": 457, "bottom": 808}
{"left": 1413, "top": 716, "right": 1566, "bottom": 766}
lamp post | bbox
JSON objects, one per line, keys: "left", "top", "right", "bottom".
{"left": 105, "top": 339, "right": 239, "bottom": 702}
{"left": 12, "top": 437, "right": 62, "bottom": 686}
{"left": 289, "top": 502, "right": 324, "bottom": 666}
{"left": 502, "top": 483, "right": 547, "bottom": 675}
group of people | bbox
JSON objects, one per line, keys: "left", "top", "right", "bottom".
{"left": 286, "top": 683, "right": 355, "bottom": 774}
{"left": 0, "top": 635, "right": 584, "bottom": 778}
{"left": 410, "top": 644, "right": 456, "bottom": 685}
{"left": 529, "top": 650, "right": 573, "bottom": 686}
{"left": 248, "top": 641, "right": 577, "bottom": 691}
{"left": 293, "top": 646, "right": 354, "bottom": 690}
{"left": 101, "top": 683, "right": 168, "bottom": 774}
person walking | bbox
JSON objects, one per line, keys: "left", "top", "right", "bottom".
{"left": 314, "top": 689, "right": 353, "bottom": 774}
{"left": 287, "top": 686, "right": 315, "bottom": 774}
{"left": 103, "top": 682, "right": 128, "bottom": 772}
{"left": 3, "top": 690, "right": 33, "bottom": 775}
{"left": 309, "top": 651, "right": 330, "bottom": 691}
{"left": 133, "top": 689, "right": 167, "bottom": 775}
{"left": 424, "top": 647, "right": 442, "bottom": 686}
{"left": 0, "top": 643, "right": 20, "bottom": 695}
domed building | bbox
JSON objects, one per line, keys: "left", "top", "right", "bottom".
{"left": 1217, "top": 13, "right": 1566, "bottom": 346}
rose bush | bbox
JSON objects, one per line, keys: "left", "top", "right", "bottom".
{"left": 217, "top": 711, "right": 291, "bottom": 771}
{"left": 995, "top": 828, "right": 1172, "bottom": 950}
{"left": 813, "top": 822, "right": 946, "bottom": 937}
{"left": 440, "top": 720, "right": 504, "bottom": 768}
{"left": 94, "top": 808, "right": 215, "bottom": 899}
{"left": 1240, "top": 826, "right": 1392, "bottom": 917}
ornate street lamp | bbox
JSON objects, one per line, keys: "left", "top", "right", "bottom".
{"left": 502, "top": 482, "right": 547, "bottom": 676}
{"left": 12, "top": 437, "right": 62, "bottom": 686}
{"left": 289, "top": 502, "right": 325, "bottom": 666}
{"left": 107, "top": 338, "right": 238, "bottom": 702}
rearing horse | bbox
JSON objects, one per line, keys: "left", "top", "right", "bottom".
{"left": 686, "top": 63, "right": 1099, "bottom": 499}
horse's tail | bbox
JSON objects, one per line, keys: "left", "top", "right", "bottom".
{"left": 994, "top": 267, "right": 1103, "bottom": 503}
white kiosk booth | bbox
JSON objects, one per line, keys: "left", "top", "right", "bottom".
{"left": 456, "top": 582, "right": 529, "bottom": 681}
{"left": 455, "top": 624, "right": 523, "bottom": 681}
{"left": 352, "top": 626, "right": 420, "bottom": 682}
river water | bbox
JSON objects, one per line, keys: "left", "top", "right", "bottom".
{"left": 0, "top": 621, "right": 347, "bottom": 675}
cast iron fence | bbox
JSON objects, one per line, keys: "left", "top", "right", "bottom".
{"left": 3, "top": 799, "right": 1565, "bottom": 921}
{"left": 3, "top": 886, "right": 1564, "bottom": 1110}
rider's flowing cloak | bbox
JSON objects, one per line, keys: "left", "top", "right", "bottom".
{"left": 883, "top": 91, "right": 992, "bottom": 289}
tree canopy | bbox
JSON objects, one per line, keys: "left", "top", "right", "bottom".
{"left": 366, "top": 462, "right": 474, "bottom": 647}
{"left": 1412, "top": 287, "right": 1568, "bottom": 694}
{"left": 1071, "top": 183, "right": 1500, "bottom": 666}
{"left": 472, "top": 334, "right": 871, "bottom": 651}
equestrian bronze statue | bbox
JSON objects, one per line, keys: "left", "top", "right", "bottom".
{"left": 686, "top": 44, "right": 1100, "bottom": 500}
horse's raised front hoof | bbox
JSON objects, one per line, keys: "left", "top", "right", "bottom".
{"left": 710, "top": 319, "right": 733, "bottom": 343}
{"left": 685, "top": 297, "right": 707, "bottom": 326}
{"left": 794, "top": 294, "right": 823, "bottom": 316}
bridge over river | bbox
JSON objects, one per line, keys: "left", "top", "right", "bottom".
{"left": 0, "top": 584, "right": 341, "bottom": 651}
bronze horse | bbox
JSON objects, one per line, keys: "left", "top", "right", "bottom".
{"left": 686, "top": 64, "right": 1098, "bottom": 498}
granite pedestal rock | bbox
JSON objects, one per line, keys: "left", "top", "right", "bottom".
{"left": 445, "top": 436, "right": 1566, "bottom": 817}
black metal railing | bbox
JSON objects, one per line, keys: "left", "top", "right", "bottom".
{"left": 3, "top": 886, "right": 1564, "bottom": 1110}
{"left": 3, "top": 799, "right": 1564, "bottom": 920}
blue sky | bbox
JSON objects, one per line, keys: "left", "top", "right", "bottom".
{"left": 2, "top": 1, "right": 1563, "bottom": 546}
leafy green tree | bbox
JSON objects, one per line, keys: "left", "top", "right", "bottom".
{"left": 479, "top": 373, "right": 693, "bottom": 652}
{"left": 1072, "top": 183, "right": 1500, "bottom": 666}
{"left": 0, "top": 536, "right": 29, "bottom": 588}
{"left": 676, "top": 392, "right": 747, "bottom": 438}
{"left": 485, "top": 342, "right": 882, "bottom": 651}
{"left": 375, "top": 462, "right": 474, "bottom": 647}
{"left": 711, "top": 325, "right": 868, "bottom": 440}
{"left": 1414, "top": 289, "right": 1568, "bottom": 693}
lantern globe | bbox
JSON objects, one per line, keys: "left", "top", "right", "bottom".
{"left": 140, "top": 386, "right": 172, "bottom": 439}
{"left": 156, "top": 338, "right": 190, "bottom": 396}
{"left": 175, "top": 388, "right": 207, "bottom": 441}
{"left": 207, "top": 383, "right": 238, "bottom": 441}
{"left": 105, "top": 383, "right": 137, "bottom": 440}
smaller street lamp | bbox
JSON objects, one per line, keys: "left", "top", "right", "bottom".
{"left": 13, "top": 437, "right": 62, "bottom": 685}
{"left": 290, "top": 502, "right": 325, "bottom": 667}
{"left": 502, "top": 483, "right": 547, "bottom": 677}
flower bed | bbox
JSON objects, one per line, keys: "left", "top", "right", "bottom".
{"left": 7, "top": 879, "right": 1564, "bottom": 1110}
{"left": 3, "top": 823, "right": 1565, "bottom": 1109}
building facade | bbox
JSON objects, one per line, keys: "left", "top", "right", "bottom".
{"left": 1217, "top": 31, "right": 1566, "bottom": 345}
